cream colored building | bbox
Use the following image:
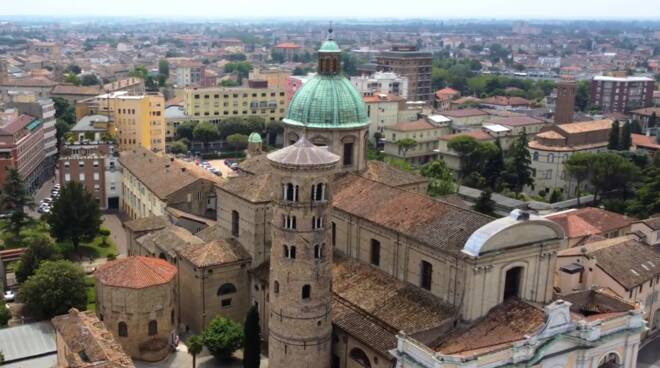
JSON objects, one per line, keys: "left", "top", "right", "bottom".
{"left": 383, "top": 117, "right": 451, "bottom": 165}
{"left": 556, "top": 235, "right": 660, "bottom": 332}
{"left": 95, "top": 257, "right": 177, "bottom": 362}
{"left": 528, "top": 119, "right": 612, "bottom": 197}
{"left": 183, "top": 84, "right": 287, "bottom": 123}
{"left": 249, "top": 68, "right": 292, "bottom": 89}
{"left": 118, "top": 148, "right": 219, "bottom": 220}
{"left": 76, "top": 91, "right": 166, "bottom": 152}
{"left": 363, "top": 93, "right": 404, "bottom": 141}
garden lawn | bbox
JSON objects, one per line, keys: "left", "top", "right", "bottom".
{"left": 85, "top": 276, "right": 96, "bottom": 313}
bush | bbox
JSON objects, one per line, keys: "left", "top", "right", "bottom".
{"left": 203, "top": 316, "right": 244, "bottom": 360}
{"left": 0, "top": 304, "right": 10, "bottom": 326}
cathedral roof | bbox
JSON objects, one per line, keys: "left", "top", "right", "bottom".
{"left": 267, "top": 136, "right": 340, "bottom": 168}
{"left": 177, "top": 239, "right": 250, "bottom": 268}
{"left": 95, "top": 256, "right": 176, "bottom": 289}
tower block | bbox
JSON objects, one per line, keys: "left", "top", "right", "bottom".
{"left": 267, "top": 137, "right": 339, "bottom": 368}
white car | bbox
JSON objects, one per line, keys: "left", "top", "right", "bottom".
{"left": 4, "top": 290, "right": 15, "bottom": 302}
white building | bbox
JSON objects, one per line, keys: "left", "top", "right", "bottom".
{"left": 350, "top": 72, "right": 409, "bottom": 99}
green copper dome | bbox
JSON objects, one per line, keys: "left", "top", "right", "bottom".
{"left": 283, "top": 75, "right": 369, "bottom": 129}
{"left": 248, "top": 132, "right": 262, "bottom": 143}
{"left": 318, "top": 40, "right": 341, "bottom": 53}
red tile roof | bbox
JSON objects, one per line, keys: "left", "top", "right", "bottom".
{"left": 442, "top": 108, "right": 488, "bottom": 118}
{"left": 386, "top": 119, "right": 437, "bottom": 132}
{"left": 95, "top": 256, "right": 176, "bottom": 289}
{"left": 274, "top": 42, "right": 301, "bottom": 49}
{"left": 632, "top": 134, "right": 660, "bottom": 150}
{"left": 547, "top": 207, "right": 633, "bottom": 239}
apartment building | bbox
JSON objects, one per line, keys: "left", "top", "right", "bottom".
{"left": 118, "top": 147, "right": 220, "bottom": 220}
{"left": 363, "top": 93, "right": 404, "bottom": 140}
{"left": 76, "top": 91, "right": 166, "bottom": 152}
{"left": 383, "top": 117, "right": 451, "bottom": 165}
{"left": 528, "top": 119, "right": 612, "bottom": 197}
{"left": 350, "top": 71, "right": 409, "bottom": 99}
{"left": 376, "top": 45, "right": 432, "bottom": 102}
{"left": 172, "top": 60, "right": 206, "bottom": 87}
{"left": 590, "top": 75, "right": 654, "bottom": 113}
{"left": 0, "top": 114, "right": 50, "bottom": 192}
{"left": 183, "top": 81, "right": 287, "bottom": 123}
{"left": 58, "top": 142, "right": 120, "bottom": 209}
{"left": 249, "top": 68, "right": 292, "bottom": 89}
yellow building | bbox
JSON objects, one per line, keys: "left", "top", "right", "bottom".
{"left": 76, "top": 91, "right": 166, "bottom": 152}
{"left": 183, "top": 83, "right": 287, "bottom": 123}
{"left": 249, "top": 68, "right": 291, "bottom": 89}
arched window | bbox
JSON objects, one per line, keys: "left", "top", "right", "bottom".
{"left": 314, "top": 244, "right": 322, "bottom": 259}
{"left": 547, "top": 153, "right": 555, "bottom": 163}
{"left": 218, "top": 283, "right": 237, "bottom": 296}
{"left": 311, "top": 183, "right": 325, "bottom": 201}
{"left": 273, "top": 280, "right": 279, "bottom": 294}
{"left": 283, "top": 183, "right": 299, "bottom": 202}
{"left": 118, "top": 322, "right": 128, "bottom": 337}
{"left": 283, "top": 245, "right": 289, "bottom": 258}
{"left": 598, "top": 352, "right": 620, "bottom": 368}
{"left": 302, "top": 285, "right": 311, "bottom": 299}
{"left": 290, "top": 246, "right": 296, "bottom": 259}
{"left": 283, "top": 215, "right": 296, "bottom": 230}
{"left": 312, "top": 216, "right": 324, "bottom": 230}
{"left": 148, "top": 320, "right": 158, "bottom": 336}
{"left": 349, "top": 348, "right": 372, "bottom": 368}
{"left": 332, "top": 58, "right": 338, "bottom": 73}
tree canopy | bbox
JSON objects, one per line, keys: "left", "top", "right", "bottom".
{"left": 193, "top": 122, "right": 219, "bottom": 143}
{"left": 420, "top": 160, "right": 457, "bottom": 197}
{"left": 47, "top": 182, "right": 102, "bottom": 250}
{"left": 15, "top": 233, "right": 60, "bottom": 283}
{"left": 21, "top": 260, "right": 87, "bottom": 318}
{"left": 1, "top": 168, "right": 32, "bottom": 237}
{"left": 243, "top": 305, "right": 261, "bottom": 368}
{"left": 502, "top": 131, "right": 533, "bottom": 195}
{"left": 396, "top": 138, "right": 417, "bottom": 158}
{"left": 202, "top": 316, "right": 244, "bottom": 360}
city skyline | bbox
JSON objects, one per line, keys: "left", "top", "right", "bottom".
{"left": 1, "top": 0, "right": 659, "bottom": 20}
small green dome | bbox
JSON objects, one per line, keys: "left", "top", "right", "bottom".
{"left": 318, "top": 40, "right": 341, "bottom": 53}
{"left": 283, "top": 75, "right": 369, "bottom": 129}
{"left": 248, "top": 132, "right": 262, "bottom": 143}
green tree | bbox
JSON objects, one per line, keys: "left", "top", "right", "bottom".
{"left": 220, "top": 79, "right": 240, "bottom": 87}
{"left": 270, "top": 51, "right": 285, "bottom": 64}
{"left": 47, "top": 182, "right": 102, "bottom": 250}
{"left": 341, "top": 53, "right": 361, "bottom": 76}
{"left": 21, "top": 260, "right": 87, "bottom": 318}
{"left": 608, "top": 120, "right": 620, "bottom": 150}
{"left": 243, "top": 305, "right": 261, "bottom": 368}
{"left": 55, "top": 119, "right": 71, "bottom": 147}
{"left": 177, "top": 121, "right": 198, "bottom": 141}
{"left": 15, "top": 234, "right": 60, "bottom": 282}
{"left": 224, "top": 62, "right": 253, "bottom": 79}
{"left": 649, "top": 112, "right": 657, "bottom": 128}
{"left": 396, "top": 138, "right": 417, "bottom": 158}
{"left": 193, "top": 122, "right": 219, "bottom": 149}
{"left": 620, "top": 122, "right": 632, "bottom": 150}
{"left": 0, "top": 304, "right": 10, "bottom": 326}
{"left": 168, "top": 140, "right": 188, "bottom": 154}
{"left": 53, "top": 97, "right": 76, "bottom": 125}
{"left": 0, "top": 168, "right": 32, "bottom": 237}
{"left": 420, "top": 160, "right": 456, "bottom": 196}
{"left": 483, "top": 138, "right": 505, "bottom": 190}
{"left": 575, "top": 80, "right": 591, "bottom": 111}
{"left": 65, "top": 64, "right": 81, "bottom": 75}
{"left": 549, "top": 188, "right": 563, "bottom": 203}
{"left": 502, "top": 131, "right": 533, "bottom": 196}
{"left": 589, "top": 152, "right": 639, "bottom": 202}
{"left": 158, "top": 59, "right": 170, "bottom": 78}
{"left": 448, "top": 136, "right": 480, "bottom": 179}
{"left": 202, "top": 316, "right": 244, "bottom": 360}
{"left": 564, "top": 152, "right": 593, "bottom": 206}
{"left": 80, "top": 74, "right": 100, "bottom": 86}
{"left": 65, "top": 73, "right": 81, "bottom": 86}
{"left": 627, "top": 153, "right": 660, "bottom": 218}
{"left": 473, "top": 190, "right": 495, "bottom": 215}
{"left": 187, "top": 335, "right": 204, "bottom": 368}
{"left": 630, "top": 120, "right": 642, "bottom": 134}
{"left": 227, "top": 133, "right": 248, "bottom": 151}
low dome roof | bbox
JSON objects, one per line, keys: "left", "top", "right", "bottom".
{"left": 248, "top": 132, "right": 262, "bottom": 143}
{"left": 95, "top": 256, "right": 176, "bottom": 289}
{"left": 267, "top": 136, "right": 339, "bottom": 168}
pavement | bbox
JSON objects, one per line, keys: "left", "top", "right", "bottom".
{"left": 638, "top": 336, "right": 660, "bottom": 367}
{"left": 208, "top": 159, "right": 238, "bottom": 179}
{"left": 26, "top": 176, "right": 57, "bottom": 219}
{"left": 102, "top": 213, "right": 127, "bottom": 256}
{"left": 134, "top": 347, "right": 268, "bottom": 368}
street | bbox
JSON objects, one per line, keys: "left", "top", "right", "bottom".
{"left": 638, "top": 338, "right": 660, "bottom": 367}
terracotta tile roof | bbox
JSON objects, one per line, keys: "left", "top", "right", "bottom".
{"left": 95, "top": 256, "right": 176, "bottom": 289}
{"left": 51, "top": 308, "right": 134, "bottom": 368}
{"left": 332, "top": 299, "right": 398, "bottom": 357}
{"left": 481, "top": 96, "right": 531, "bottom": 106}
{"left": 51, "top": 84, "right": 102, "bottom": 96}
{"left": 218, "top": 173, "right": 276, "bottom": 203}
{"left": 237, "top": 154, "right": 273, "bottom": 175}
{"left": 639, "top": 217, "right": 660, "bottom": 231}
{"left": 0, "top": 114, "right": 36, "bottom": 135}
{"left": 434, "top": 300, "right": 545, "bottom": 355}
{"left": 359, "top": 160, "right": 428, "bottom": 188}
{"left": 442, "top": 108, "right": 488, "bottom": 118}
{"left": 535, "top": 130, "right": 564, "bottom": 140}
{"left": 123, "top": 216, "right": 169, "bottom": 232}
{"left": 177, "top": 238, "right": 250, "bottom": 267}
{"left": 274, "top": 42, "right": 301, "bottom": 49}
{"left": 386, "top": 119, "right": 437, "bottom": 132}
{"left": 363, "top": 94, "right": 405, "bottom": 103}
{"left": 1, "top": 77, "right": 57, "bottom": 87}
{"left": 439, "top": 130, "right": 493, "bottom": 142}
{"left": 118, "top": 148, "right": 219, "bottom": 200}
{"left": 333, "top": 174, "right": 492, "bottom": 254}
{"left": 631, "top": 107, "right": 660, "bottom": 116}
{"left": 195, "top": 224, "right": 229, "bottom": 242}
{"left": 547, "top": 207, "right": 633, "bottom": 239}
{"left": 435, "top": 87, "right": 460, "bottom": 97}
{"left": 136, "top": 225, "right": 203, "bottom": 258}
{"left": 487, "top": 116, "right": 547, "bottom": 127}
{"left": 556, "top": 119, "right": 613, "bottom": 134}
{"left": 632, "top": 134, "right": 660, "bottom": 150}
{"left": 589, "top": 238, "right": 660, "bottom": 290}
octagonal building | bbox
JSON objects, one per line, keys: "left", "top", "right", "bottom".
{"left": 283, "top": 28, "right": 370, "bottom": 173}
{"left": 95, "top": 256, "right": 177, "bottom": 362}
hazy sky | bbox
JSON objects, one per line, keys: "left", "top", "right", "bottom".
{"left": 1, "top": 0, "right": 657, "bottom": 19}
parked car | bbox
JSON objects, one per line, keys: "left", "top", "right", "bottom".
{"left": 4, "top": 290, "right": 15, "bottom": 302}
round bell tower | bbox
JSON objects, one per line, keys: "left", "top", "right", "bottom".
{"left": 266, "top": 136, "right": 339, "bottom": 368}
